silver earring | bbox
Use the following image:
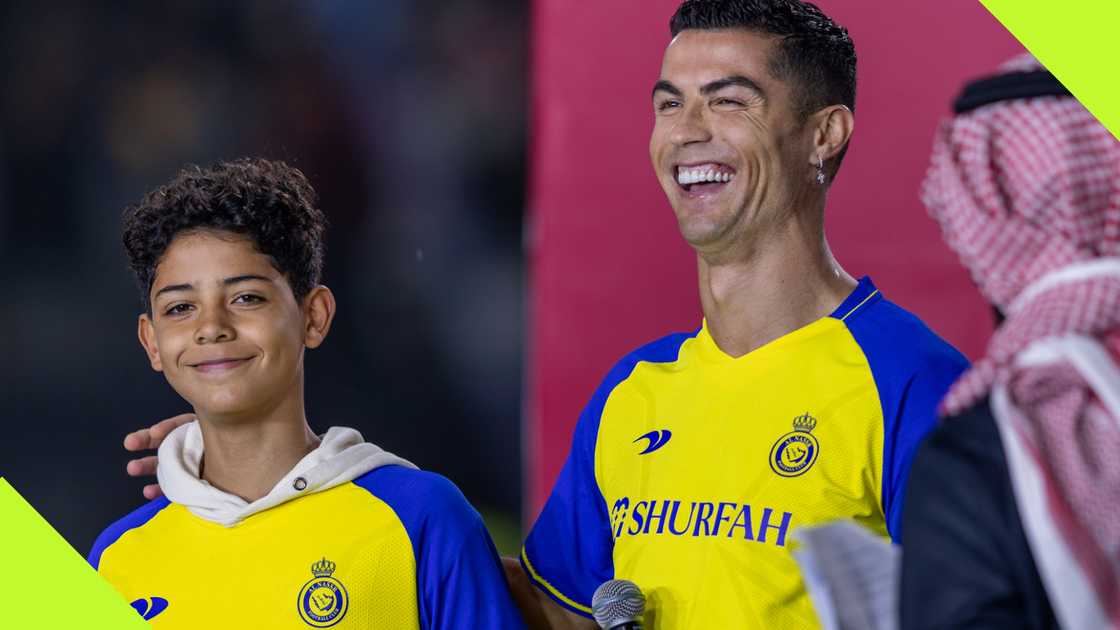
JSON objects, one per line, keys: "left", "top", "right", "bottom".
{"left": 815, "top": 155, "right": 826, "bottom": 185}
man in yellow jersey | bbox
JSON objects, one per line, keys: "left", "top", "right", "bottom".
{"left": 93, "top": 158, "right": 525, "bottom": 629}
{"left": 514, "top": 0, "right": 968, "bottom": 628}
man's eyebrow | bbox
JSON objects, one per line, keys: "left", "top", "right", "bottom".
{"left": 700, "top": 75, "right": 766, "bottom": 99}
{"left": 152, "top": 275, "right": 272, "bottom": 299}
{"left": 652, "top": 80, "right": 682, "bottom": 99}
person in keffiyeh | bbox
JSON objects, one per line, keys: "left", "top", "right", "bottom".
{"left": 901, "top": 55, "right": 1120, "bottom": 630}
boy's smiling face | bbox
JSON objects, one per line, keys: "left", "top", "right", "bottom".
{"left": 138, "top": 229, "right": 331, "bottom": 419}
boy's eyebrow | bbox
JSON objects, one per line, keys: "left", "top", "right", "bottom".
{"left": 152, "top": 275, "right": 273, "bottom": 299}
{"left": 223, "top": 274, "right": 272, "bottom": 286}
{"left": 153, "top": 282, "right": 193, "bottom": 299}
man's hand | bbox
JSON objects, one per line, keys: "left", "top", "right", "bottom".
{"left": 501, "top": 556, "right": 598, "bottom": 630}
{"left": 123, "top": 413, "right": 195, "bottom": 499}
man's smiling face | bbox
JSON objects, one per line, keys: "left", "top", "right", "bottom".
{"left": 649, "top": 28, "right": 813, "bottom": 257}
{"left": 138, "top": 230, "right": 309, "bottom": 419}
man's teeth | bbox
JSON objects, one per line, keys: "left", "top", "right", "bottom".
{"left": 676, "top": 167, "right": 734, "bottom": 185}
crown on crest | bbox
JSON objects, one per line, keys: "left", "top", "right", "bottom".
{"left": 311, "top": 557, "right": 336, "bottom": 578}
{"left": 793, "top": 413, "right": 817, "bottom": 432}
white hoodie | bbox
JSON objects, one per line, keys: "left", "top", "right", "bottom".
{"left": 156, "top": 421, "right": 415, "bottom": 527}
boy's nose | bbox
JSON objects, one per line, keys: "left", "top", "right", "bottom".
{"left": 194, "top": 309, "right": 235, "bottom": 344}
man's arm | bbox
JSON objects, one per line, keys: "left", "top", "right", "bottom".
{"left": 122, "top": 413, "right": 194, "bottom": 498}
{"left": 502, "top": 556, "right": 597, "bottom": 630}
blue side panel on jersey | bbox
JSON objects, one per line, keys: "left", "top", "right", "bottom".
{"left": 353, "top": 466, "right": 526, "bottom": 630}
{"left": 522, "top": 330, "right": 698, "bottom": 617}
{"left": 88, "top": 496, "right": 172, "bottom": 569}
{"left": 842, "top": 290, "right": 969, "bottom": 542}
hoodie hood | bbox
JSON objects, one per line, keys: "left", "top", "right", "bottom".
{"left": 156, "top": 421, "right": 416, "bottom": 527}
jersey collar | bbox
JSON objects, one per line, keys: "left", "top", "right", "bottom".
{"left": 828, "top": 276, "right": 880, "bottom": 321}
{"left": 693, "top": 276, "right": 879, "bottom": 364}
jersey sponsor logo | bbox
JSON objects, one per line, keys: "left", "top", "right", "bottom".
{"left": 298, "top": 557, "right": 349, "bottom": 628}
{"left": 610, "top": 497, "right": 631, "bottom": 537}
{"left": 634, "top": 429, "right": 673, "bottom": 454}
{"left": 769, "top": 413, "right": 820, "bottom": 477}
{"left": 609, "top": 497, "right": 793, "bottom": 547}
{"left": 130, "top": 597, "right": 169, "bottom": 620}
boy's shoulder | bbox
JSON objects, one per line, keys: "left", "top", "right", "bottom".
{"left": 88, "top": 496, "right": 173, "bottom": 569}
{"left": 351, "top": 465, "right": 482, "bottom": 536}
{"left": 353, "top": 467, "right": 524, "bottom": 628}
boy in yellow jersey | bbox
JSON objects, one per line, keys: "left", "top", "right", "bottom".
{"left": 516, "top": 1, "right": 969, "bottom": 628}
{"left": 90, "top": 158, "right": 525, "bottom": 629}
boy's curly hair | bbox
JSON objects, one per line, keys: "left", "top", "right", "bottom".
{"left": 122, "top": 158, "right": 326, "bottom": 311}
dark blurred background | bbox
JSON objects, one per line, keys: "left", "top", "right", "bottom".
{"left": 0, "top": 0, "right": 526, "bottom": 554}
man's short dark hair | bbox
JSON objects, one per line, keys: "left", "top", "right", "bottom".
{"left": 671, "top": 0, "right": 857, "bottom": 174}
{"left": 122, "top": 158, "right": 326, "bottom": 311}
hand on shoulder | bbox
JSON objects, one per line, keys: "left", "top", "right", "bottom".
{"left": 122, "top": 413, "right": 195, "bottom": 499}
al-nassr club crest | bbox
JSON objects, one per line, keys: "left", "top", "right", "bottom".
{"left": 769, "top": 413, "right": 820, "bottom": 477}
{"left": 297, "top": 557, "right": 349, "bottom": 628}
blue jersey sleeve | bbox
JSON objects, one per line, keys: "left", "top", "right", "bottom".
{"left": 354, "top": 467, "right": 526, "bottom": 630}
{"left": 522, "top": 332, "right": 695, "bottom": 617}
{"left": 521, "top": 388, "right": 613, "bottom": 618}
{"left": 88, "top": 497, "right": 171, "bottom": 570}
{"left": 844, "top": 298, "right": 969, "bottom": 541}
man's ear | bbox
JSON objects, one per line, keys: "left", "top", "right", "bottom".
{"left": 302, "top": 286, "right": 336, "bottom": 349}
{"left": 138, "top": 313, "right": 163, "bottom": 372}
{"left": 811, "top": 104, "right": 855, "bottom": 163}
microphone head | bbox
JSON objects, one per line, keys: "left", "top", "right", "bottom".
{"left": 591, "top": 579, "right": 645, "bottom": 629}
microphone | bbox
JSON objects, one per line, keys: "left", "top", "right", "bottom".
{"left": 591, "top": 579, "right": 645, "bottom": 630}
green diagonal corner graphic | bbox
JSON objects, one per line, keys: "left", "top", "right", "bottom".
{"left": 980, "top": 0, "right": 1120, "bottom": 141}
{"left": 0, "top": 478, "right": 149, "bottom": 628}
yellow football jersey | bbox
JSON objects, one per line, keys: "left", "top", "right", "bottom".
{"left": 91, "top": 466, "right": 525, "bottom": 629}
{"left": 522, "top": 277, "right": 967, "bottom": 628}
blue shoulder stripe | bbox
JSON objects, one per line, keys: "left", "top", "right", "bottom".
{"left": 582, "top": 329, "right": 700, "bottom": 442}
{"left": 88, "top": 497, "right": 172, "bottom": 570}
{"left": 353, "top": 466, "right": 447, "bottom": 628}
{"left": 353, "top": 465, "right": 526, "bottom": 630}
{"left": 840, "top": 285, "right": 969, "bottom": 540}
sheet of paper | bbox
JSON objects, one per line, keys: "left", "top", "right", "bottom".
{"left": 793, "top": 545, "right": 840, "bottom": 630}
{"left": 793, "top": 520, "right": 900, "bottom": 630}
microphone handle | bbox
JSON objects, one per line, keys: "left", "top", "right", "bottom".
{"left": 609, "top": 623, "right": 642, "bottom": 630}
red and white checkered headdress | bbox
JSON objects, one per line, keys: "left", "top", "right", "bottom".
{"left": 923, "top": 55, "right": 1120, "bottom": 627}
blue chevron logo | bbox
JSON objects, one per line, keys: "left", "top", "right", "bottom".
{"left": 130, "top": 597, "right": 169, "bottom": 621}
{"left": 634, "top": 429, "right": 673, "bottom": 455}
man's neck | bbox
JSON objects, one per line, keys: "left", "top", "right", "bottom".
{"left": 698, "top": 216, "right": 855, "bottom": 358}
{"left": 195, "top": 394, "right": 321, "bottom": 503}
